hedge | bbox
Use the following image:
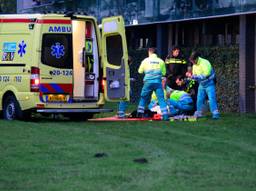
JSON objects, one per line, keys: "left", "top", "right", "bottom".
{"left": 128, "top": 46, "right": 239, "bottom": 112}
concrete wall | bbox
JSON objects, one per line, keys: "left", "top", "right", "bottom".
{"left": 239, "top": 14, "right": 256, "bottom": 112}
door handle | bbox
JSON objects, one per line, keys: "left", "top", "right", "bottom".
{"left": 82, "top": 47, "right": 86, "bottom": 68}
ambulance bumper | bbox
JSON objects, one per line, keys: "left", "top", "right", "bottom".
{"left": 36, "top": 108, "right": 113, "bottom": 113}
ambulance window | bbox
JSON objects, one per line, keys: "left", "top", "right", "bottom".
{"left": 106, "top": 35, "right": 123, "bottom": 67}
{"left": 41, "top": 34, "right": 73, "bottom": 69}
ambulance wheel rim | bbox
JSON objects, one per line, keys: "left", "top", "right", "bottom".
{"left": 6, "top": 102, "right": 16, "bottom": 120}
{"left": 3, "top": 95, "right": 22, "bottom": 121}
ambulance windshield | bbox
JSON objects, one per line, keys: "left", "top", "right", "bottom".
{"left": 41, "top": 34, "right": 73, "bottom": 69}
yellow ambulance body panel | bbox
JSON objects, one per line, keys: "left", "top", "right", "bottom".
{"left": 0, "top": 14, "right": 129, "bottom": 120}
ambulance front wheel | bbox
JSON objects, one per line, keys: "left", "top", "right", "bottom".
{"left": 3, "top": 95, "right": 24, "bottom": 120}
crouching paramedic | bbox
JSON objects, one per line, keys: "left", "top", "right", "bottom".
{"left": 148, "top": 79, "right": 193, "bottom": 116}
{"left": 188, "top": 51, "right": 220, "bottom": 119}
{"left": 167, "top": 89, "right": 194, "bottom": 116}
{"left": 137, "top": 47, "right": 169, "bottom": 121}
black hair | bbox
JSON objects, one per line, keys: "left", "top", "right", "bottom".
{"left": 148, "top": 47, "right": 156, "bottom": 53}
{"left": 172, "top": 46, "right": 180, "bottom": 51}
{"left": 189, "top": 51, "right": 201, "bottom": 61}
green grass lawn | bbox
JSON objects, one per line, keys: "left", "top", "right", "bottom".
{"left": 0, "top": 110, "right": 256, "bottom": 191}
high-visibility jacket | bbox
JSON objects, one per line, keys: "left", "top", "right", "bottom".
{"left": 165, "top": 55, "right": 188, "bottom": 89}
{"left": 170, "top": 90, "right": 191, "bottom": 101}
{"left": 192, "top": 57, "right": 212, "bottom": 80}
{"left": 138, "top": 53, "right": 166, "bottom": 83}
{"left": 184, "top": 79, "right": 196, "bottom": 93}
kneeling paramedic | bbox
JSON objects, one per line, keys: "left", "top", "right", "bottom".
{"left": 167, "top": 89, "right": 194, "bottom": 116}
{"left": 149, "top": 79, "right": 194, "bottom": 116}
{"left": 187, "top": 51, "right": 220, "bottom": 119}
{"left": 137, "top": 47, "right": 169, "bottom": 121}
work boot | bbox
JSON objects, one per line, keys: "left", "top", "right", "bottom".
{"left": 212, "top": 113, "right": 220, "bottom": 120}
{"left": 136, "top": 112, "right": 144, "bottom": 118}
{"left": 117, "top": 111, "right": 126, "bottom": 119}
{"left": 194, "top": 111, "right": 203, "bottom": 118}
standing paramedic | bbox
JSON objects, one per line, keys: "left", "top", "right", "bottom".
{"left": 137, "top": 47, "right": 169, "bottom": 121}
{"left": 187, "top": 51, "right": 220, "bottom": 119}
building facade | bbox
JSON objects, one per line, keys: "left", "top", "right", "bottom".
{"left": 17, "top": 0, "right": 256, "bottom": 112}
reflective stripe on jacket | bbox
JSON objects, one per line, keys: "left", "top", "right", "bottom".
{"left": 165, "top": 58, "right": 187, "bottom": 64}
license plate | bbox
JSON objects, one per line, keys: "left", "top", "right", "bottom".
{"left": 46, "top": 94, "right": 68, "bottom": 102}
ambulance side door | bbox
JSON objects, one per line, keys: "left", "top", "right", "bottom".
{"left": 101, "top": 16, "right": 130, "bottom": 102}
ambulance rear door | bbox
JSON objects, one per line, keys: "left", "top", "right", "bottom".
{"left": 39, "top": 18, "right": 73, "bottom": 104}
{"left": 101, "top": 16, "right": 130, "bottom": 102}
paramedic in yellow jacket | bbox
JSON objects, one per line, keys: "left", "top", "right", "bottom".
{"left": 167, "top": 89, "right": 194, "bottom": 116}
{"left": 187, "top": 51, "right": 220, "bottom": 119}
{"left": 137, "top": 47, "right": 169, "bottom": 120}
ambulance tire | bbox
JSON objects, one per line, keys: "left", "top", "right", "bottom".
{"left": 66, "top": 113, "right": 94, "bottom": 121}
{"left": 3, "top": 95, "right": 23, "bottom": 120}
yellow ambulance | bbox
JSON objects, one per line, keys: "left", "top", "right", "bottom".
{"left": 0, "top": 14, "right": 130, "bottom": 120}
